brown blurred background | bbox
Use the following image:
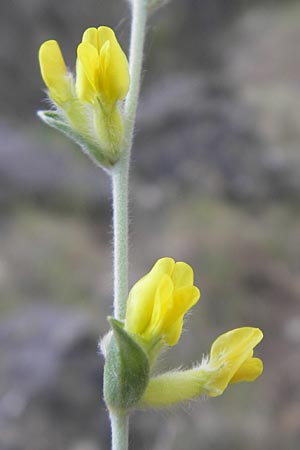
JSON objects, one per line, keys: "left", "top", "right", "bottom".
{"left": 1, "top": 0, "right": 300, "bottom": 449}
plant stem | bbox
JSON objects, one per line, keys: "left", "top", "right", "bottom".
{"left": 109, "top": 411, "right": 130, "bottom": 450}
{"left": 124, "top": 0, "right": 148, "bottom": 145}
{"left": 109, "top": 1, "right": 148, "bottom": 450}
{"left": 112, "top": 0, "right": 147, "bottom": 321}
{"left": 112, "top": 158, "right": 129, "bottom": 321}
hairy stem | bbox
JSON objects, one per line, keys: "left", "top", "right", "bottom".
{"left": 110, "top": 410, "right": 130, "bottom": 450}
{"left": 109, "top": 1, "right": 148, "bottom": 450}
{"left": 112, "top": 0, "right": 147, "bottom": 321}
{"left": 112, "top": 157, "right": 129, "bottom": 321}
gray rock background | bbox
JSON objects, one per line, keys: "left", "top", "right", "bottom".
{"left": 1, "top": 0, "right": 300, "bottom": 449}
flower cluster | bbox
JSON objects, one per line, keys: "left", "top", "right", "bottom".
{"left": 38, "top": 27, "right": 129, "bottom": 168}
{"left": 103, "top": 257, "right": 263, "bottom": 410}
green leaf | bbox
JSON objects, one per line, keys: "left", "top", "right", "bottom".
{"left": 104, "top": 317, "right": 150, "bottom": 410}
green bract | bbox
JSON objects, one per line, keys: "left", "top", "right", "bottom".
{"left": 103, "top": 318, "right": 150, "bottom": 410}
{"left": 38, "top": 110, "right": 115, "bottom": 169}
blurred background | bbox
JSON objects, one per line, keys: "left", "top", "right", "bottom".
{"left": 1, "top": 0, "right": 300, "bottom": 449}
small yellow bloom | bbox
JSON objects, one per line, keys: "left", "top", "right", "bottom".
{"left": 203, "top": 327, "right": 263, "bottom": 396}
{"left": 125, "top": 257, "right": 200, "bottom": 346}
{"left": 139, "top": 327, "right": 263, "bottom": 408}
{"left": 38, "top": 26, "right": 130, "bottom": 167}
{"left": 39, "top": 40, "right": 72, "bottom": 105}
{"left": 39, "top": 27, "right": 129, "bottom": 107}
{"left": 76, "top": 26, "right": 130, "bottom": 104}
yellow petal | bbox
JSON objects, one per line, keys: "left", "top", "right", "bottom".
{"left": 162, "top": 285, "right": 199, "bottom": 346}
{"left": 210, "top": 327, "right": 263, "bottom": 365}
{"left": 97, "top": 26, "right": 130, "bottom": 102}
{"left": 230, "top": 357, "right": 263, "bottom": 384}
{"left": 173, "top": 286, "right": 200, "bottom": 316}
{"left": 97, "top": 26, "right": 116, "bottom": 49}
{"left": 75, "top": 57, "right": 95, "bottom": 103}
{"left": 125, "top": 258, "right": 175, "bottom": 335}
{"left": 82, "top": 27, "right": 98, "bottom": 49}
{"left": 98, "top": 40, "right": 111, "bottom": 95}
{"left": 172, "top": 262, "right": 194, "bottom": 289}
{"left": 160, "top": 285, "right": 199, "bottom": 336}
{"left": 164, "top": 316, "right": 184, "bottom": 346}
{"left": 151, "top": 258, "right": 175, "bottom": 276}
{"left": 145, "top": 274, "right": 174, "bottom": 339}
{"left": 206, "top": 327, "right": 263, "bottom": 396}
{"left": 77, "top": 42, "right": 98, "bottom": 92}
{"left": 39, "top": 40, "right": 70, "bottom": 104}
{"left": 77, "top": 28, "right": 100, "bottom": 101}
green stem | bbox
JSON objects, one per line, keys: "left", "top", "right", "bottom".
{"left": 124, "top": 0, "right": 148, "bottom": 151}
{"left": 109, "top": 410, "right": 129, "bottom": 450}
{"left": 111, "top": 0, "right": 147, "bottom": 321}
{"left": 112, "top": 158, "right": 129, "bottom": 321}
{"left": 109, "top": 1, "right": 148, "bottom": 450}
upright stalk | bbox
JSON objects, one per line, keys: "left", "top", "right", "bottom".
{"left": 112, "top": 0, "right": 147, "bottom": 321}
{"left": 109, "top": 411, "right": 130, "bottom": 450}
{"left": 110, "top": 1, "right": 148, "bottom": 449}
{"left": 112, "top": 157, "right": 129, "bottom": 321}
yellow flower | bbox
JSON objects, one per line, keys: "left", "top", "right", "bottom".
{"left": 139, "top": 327, "right": 263, "bottom": 408}
{"left": 39, "top": 40, "right": 73, "bottom": 106}
{"left": 203, "top": 327, "right": 263, "bottom": 396}
{"left": 39, "top": 27, "right": 129, "bottom": 107}
{"left": 125, "top": 257, "right": 200, "bottom": 346}
{"left": 76, "top": 26, "right": 130, "bottom": 105}
{"left": 38, "top": 26, "right": 130, "bottom": 167}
